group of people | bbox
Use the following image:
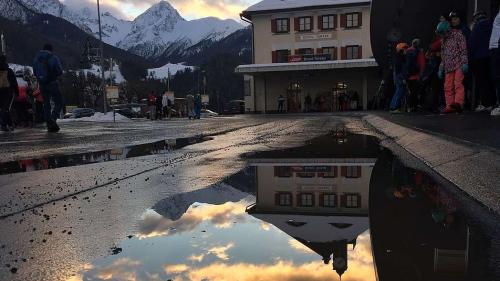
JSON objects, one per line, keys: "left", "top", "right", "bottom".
{"left": 0, "top": 44, "right": 64, "bottom": 132}
{"left": 147, "top": 92, "right": 203, "bottom": 120}
{"left": 390, "top": 8, "right": 500, "bottom": 116}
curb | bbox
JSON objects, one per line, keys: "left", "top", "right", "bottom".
{"left": 363, "top": 114, "right": 500, "bottom": 215}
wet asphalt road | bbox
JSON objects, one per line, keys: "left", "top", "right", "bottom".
{"left": 0, "top": 115, "right": 364, "bottom": 281}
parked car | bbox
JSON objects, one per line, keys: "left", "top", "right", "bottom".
{"left": 112, "top": 103, "right": 145, "bottom": 118}
{"left": 64, "top": 108, "right": 95, "bottom": 119}
{"left": 223, "top": 100, "right": 245, "bottom": 115}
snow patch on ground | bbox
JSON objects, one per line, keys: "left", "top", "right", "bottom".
{"left": 8, "top": 64, "right": 33, "bottom": 73}
{"left": 148, "top": 63, "right": 197, "bottom": 79}
{"left": 59, "top": 112, "right": 130, "bottom": 123}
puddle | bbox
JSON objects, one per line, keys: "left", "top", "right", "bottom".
{"left": 63, "top": 132, "right": 499, "bottom": 281}
{"left": 0, "top": 136, "right": 212, "bottom": 175}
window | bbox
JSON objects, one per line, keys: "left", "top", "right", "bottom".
{"left": 276, "top": 49, "right": 290, "bottom": 63}
{"left": 346, "top": 46, "right": 361, "bottom": 60}
{"left": 276, "top": 192, "right": 292, "bottom": 206}
{"left": 297, "top": 48, "right": 314, "bottom": 55}
{"left": 276, "top": 18, "right": 289, "bottom": 33}
{"left": 322, "top": 15, "right": 336, "bottom": 30}
{"left": 346, "top": 166, "right": 361, "bottom": 178}
{"left": 322, "top": 47, "right": 337, "bottom": 60}
{"left": 346, "top": 13, "right": 360, "bottom": 28}
{"left": 299, "top": 17, "right": 312, "bottom": 31}
{"left": 345, "top": 194, "right": 361, "bottom": 208}
{"left": 322, "top": 193, "right": 337, "bottom": 207}
{"left": 299, "top": 193, "right": 314, "bottom": 207}
{"left": 274, "top": 166, "right": 292, "bottom": 178}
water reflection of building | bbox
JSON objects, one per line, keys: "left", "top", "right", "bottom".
{"left": 246, "top": 133, "right": 379, "bottom": 278}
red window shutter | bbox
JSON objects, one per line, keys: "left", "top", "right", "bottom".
{"left": 294, "top": 17, "right": 299, "bottom": 31}
{"left": 334, "top": 15, "right": 338, "bottom": 29}
{"left": 341, "top": 166, "right": 347, "bottom": 177}
{"left": 341, "top": 47, "right": 347, "bottom": 60}
{"left": 271, "top": 19, "right": 277, "bottom": 33}
{"left": 358, "top": 46, "right": 363, "bottom": 59}
{"left": 319, "top": 194, "right": 324, "bottom": 207}
{"left": 340, "top": 194, "right": 347, "bottom": 207}
{"left": 357, "top": 194, "right": 362, "bottom": 207}
{"left": 296, "top": 193, "right": 301, "bottom": 207}
{"left": 318, "top": 16, "right": 323, "bottom": 30}
{"left": 272, "top": 51, "right": 277, "bottom": 63}
{"left": 358, "top": 12, "right": 363, "bottom": 26}
{"left": 357, "top": 166, "right": 362, "bottom": 177}
{"left": 275, "top": 193, "right": 280, "bottom": 205}
{"left": 316, "top": 48, "right": 323, "bottom": 54}
{"left": 310, "top": 16, "right": 314, "bottom": 30}
{"left": 311, "top": 193, "right": 316, "bottom": 207}
{"left": 333, "top": 47, "right": 338, "bottom": 60}
{"left": 295, "top": 49, "right": 299, "bottom": 55}
{"left": 340, "top": 14, "right": 347, "bottom": 28}
{"left": 334, "top": 166, "right": 338, "bottom": 177}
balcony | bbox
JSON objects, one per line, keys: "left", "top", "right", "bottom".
{"left": 287, "top": 54, "right": 333, "bottom": 63}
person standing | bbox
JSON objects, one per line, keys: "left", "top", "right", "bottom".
{"left": 155, "top": 93, "right": 163, "bottom": 120}
{"left": 490, "top": 7, "right": 500, "bottom": 116}
{"left": 277, "top": 95, "right": 285, "bottom": 113}
{"left": 437, "top": 21, "right": 468, "bottom": 113}
{"left": 304, "top": 94, "right": 312, "bottom": 112}
{"left": 469, "top": 11, "right": 495, "bottom": 112}
{"left": 390, "top": 43, "right": 409, "bottom": 113}
{"left": 0, "top": 55, "right": 19, "bottom": 132}
{"left": 194, "top": 94, "right": 202, "bottom": 119}
{"left": 33, "top": 44, "right": 63, "bottom": 132}
{"left": 162, "top": 92, "right": 170, "bottom": 119}
{"left": 187, "top": 94, "right": 195, "bottom": 119}
{"left": 405, "top": 39, "right": 426, "bottom": 111}
{"left": 147, "top": 91, "right": 156, "bottom": 120}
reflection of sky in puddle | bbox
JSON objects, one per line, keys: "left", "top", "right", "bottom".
{"left": 75, "top": 198, "right": 376, "bottom": 281}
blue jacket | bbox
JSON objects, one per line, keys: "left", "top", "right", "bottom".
{"left": 33, "top": 50, "right": 63, "bottom": 84}
{"left": 470, "top": 18, "right": 493, "bottom": 60}
{"left": 393, "top": 52, "right": 407, "bottom": 80}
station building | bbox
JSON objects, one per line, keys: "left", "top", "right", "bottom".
{"left": 236, "top": 0, "right": 380, "bottom": 113}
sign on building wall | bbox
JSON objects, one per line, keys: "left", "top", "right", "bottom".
{"left": 106, "top": 86, "right": 119, "bottom": 100}
{"left": 288, "top": 54, "right": 331, "bottom": 63}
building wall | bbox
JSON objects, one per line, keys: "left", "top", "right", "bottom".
{"left": 250, "top": 67, "right": 380, "bottom": 112}
{"left": 252, "top": 5, "right": 373, "bottom": 64}
{"left": 256, "top": 164, "right": 374, "bottom": 214}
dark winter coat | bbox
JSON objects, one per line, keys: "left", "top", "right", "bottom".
{"left": 0, "top": 63, "right": 19, "bottom": 97}
{"left": 33, "top": 50, "right": 63, "bottom": 85}
{"left": 393, "top": 52, "right": 407, "bottom": 80}
{"left": 470, "top": 18, "right": 493, "bottom": 60}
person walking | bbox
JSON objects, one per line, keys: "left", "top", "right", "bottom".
{"left": 470, "top": 11, "right": 495, "bottom": 112}
{"left": 147, "top": 91, "right": 156, "bottom": 120}
{"left": 405, "top": 39, "right": 426, "bottom": 111}
{"left": 161, "top": 92, "right": 170, "bottom": 119}
{"left": 0, "top": 55, "right": 19, "bottom": 132}
{"left": 490, "top": 7, "right": 500, "bottom": 116}
{"left": 390, "top": 43, "right": 409, "bottom": 113}
{"left": 437, "top": 21, "right": 469, "bottom": 113}
{"left": 33, "top": 44, "right": 63, "bottom": 132}
{"left": 277, "top": 95, "right": 285, "bottom": 113}
{"left": 155, "top": 93, "right": 163, "bottom": 120}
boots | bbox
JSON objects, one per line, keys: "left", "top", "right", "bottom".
{"left": 47, "top": 120, "right": 60, "bottom": 133}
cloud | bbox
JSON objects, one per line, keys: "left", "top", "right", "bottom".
{"left": 207, "top": 243, "right": 234, "bottom": 260}
{"left": 187, "top": 254, "right": 205, "bottom": 263}
{"left": 90, "top": 258, "right": 142, "bottom": 281}
{"left": 61, "top": 0, "right": 260, "bottom": 20}
{"left": 164, "top": 264, "right": 190, "bottom": 274}
{"left": 288, "top": 238, "right": 315, "bottom": 254}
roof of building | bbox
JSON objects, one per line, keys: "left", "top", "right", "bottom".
{"left": 243, "top": 0, "right": 371, "bottom": 16}
{"left": 236, "top": 59, "right": 378, "bottom": 74}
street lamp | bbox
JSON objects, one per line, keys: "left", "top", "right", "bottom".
{"left": 97, "top": 0, "right": 107, "bottom": 114}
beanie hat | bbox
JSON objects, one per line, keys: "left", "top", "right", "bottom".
{"left": 436, "top": 21, "right": 450, "bottom": 34}
{"left": 396, "top": 42, "right": 409, "bottom": 51}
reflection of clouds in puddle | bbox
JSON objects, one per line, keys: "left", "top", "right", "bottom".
{"left": 137, "top": 201, "right": 249, "bottom": 238}
{"left": 288, "top": 238, "right": 315, "bottom": 254}
{"left": 260, "top": 222, "right": 271, "bottom": 231}
{"left": 187, "top": 254, "right": 205, "bottom": 263}
{"left": 90, "top": 258, "right": 142, "bottom": 281}
{"left": 164, "top": 264, "right": 189, "bottom": 274}
{"left": 167, "top": 260, "right": 375, "bottom": 281}
{"left": 207, "top": 243, "right": 234, "bottom": 260}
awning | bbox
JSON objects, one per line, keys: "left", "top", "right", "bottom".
{"left": 235, "top": 59, "right": 378, "bottom": 74}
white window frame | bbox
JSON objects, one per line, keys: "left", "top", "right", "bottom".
{"left": 300, "top": 193, "right": 314, "bottom": 207}
{"left": 322, "top": 15, "right": 335, "bottom": 29}
{"left": 299, "top": 17, "right": 312, "bottom": 31}
{"left": 323, "top": 194, "right": 337, "bottom": 207}
{"left": 278, "top": 193, "right": 292, "bottom": 206}
{"left": 276, "top": 18, "right": 289, "bottom": 33}
{"left": 346, "top": 13, "right": 359, "bottom": 28}
{"left": 346, "top": 194, "right": 360, "bottom": 208}
{"left": 346, "top": 46, "right": 360, "bottom": 60}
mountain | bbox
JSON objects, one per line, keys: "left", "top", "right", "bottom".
{"left": 13, "top": 0, "right": 244, "bottom": 60}
{"left": 0, "top": 10, "right": 150, "bottom": 80}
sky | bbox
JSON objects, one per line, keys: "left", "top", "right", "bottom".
{"left": 61, "top": 0, "right": 261, "bottom": 21}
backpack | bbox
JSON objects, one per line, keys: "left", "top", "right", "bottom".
{"left": 33, "top": 54, "right": 53, "bottom": 84}
{"left": 0, "top": 70, "right": 10, "bottom": 89}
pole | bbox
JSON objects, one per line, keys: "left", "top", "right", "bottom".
{"left": 97, "top": 0, "right": 107, "bottom": 114}
{"left": 1, "top": 32, "right": 6, "bottom": 55}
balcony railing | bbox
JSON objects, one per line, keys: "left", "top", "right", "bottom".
{"left": 287, "top": 54, "right": 333, "bottom": 63}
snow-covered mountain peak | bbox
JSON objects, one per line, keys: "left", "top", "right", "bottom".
{"left": 131, "top": 0, "right": 184, "bottom": 33}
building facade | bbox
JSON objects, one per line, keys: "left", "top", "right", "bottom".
{"left": 237, "top": 0, "right": 380, "bottom": 113}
